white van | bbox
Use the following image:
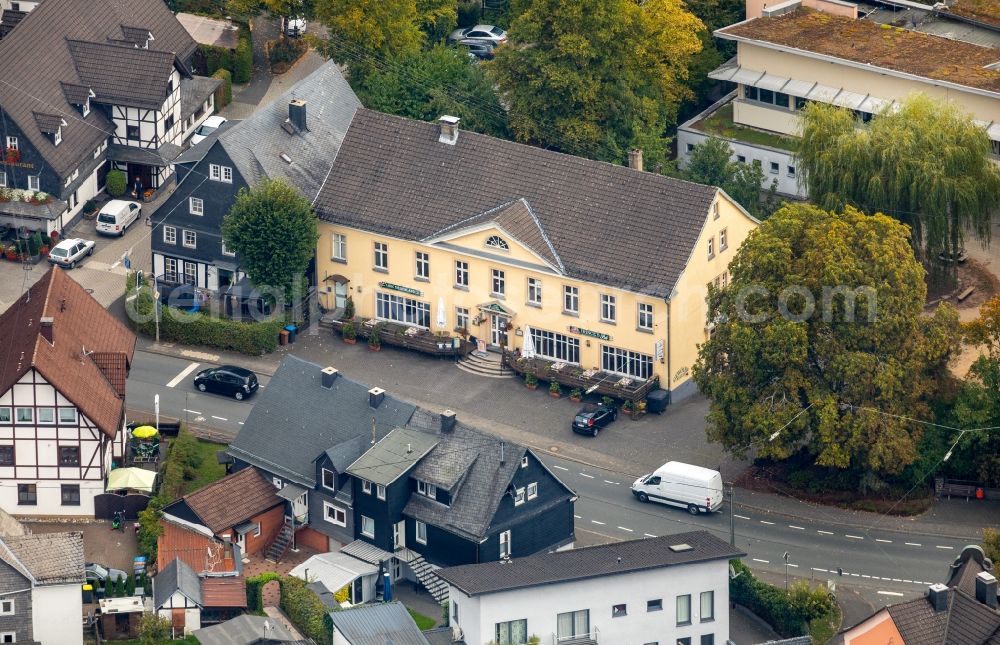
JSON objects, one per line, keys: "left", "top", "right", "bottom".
{"left": 631, "top": 461, "right": 724, "bottom": 515}
{"left": 96, "top": 200, "right": 142, "bottom": 236}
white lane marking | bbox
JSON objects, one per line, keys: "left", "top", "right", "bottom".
{"left": 845, "top": 535, "right": 864, "bottom": 540}
{"left": 936, "top": 545, "right": 954, "bottom": 550}
{"left": 752, "top": 558, "right": 770, "bottom": 564}
{"left": 892, "top": 578, "right": 902, "bottom": 582}
{"left": 878, "top": 591, "right": 905, "bottom": 597}
{"left": 580, "top": 473, "right": 595, "bottom": 479}
{"left": 110, "top": 261, "right": 120, "bottom": 269}
{"left": 788, "top": 525, "right": 805, "bottom": 530}
{"left": 604, "top": 480, "right": 620, "bottom": 485}
{"left": 591, "top": 520, "right": 605, "bottom": 525}
{"left": 905, "top": 542, "right": 922, "bottom": 547}
{"left": 903, "top": 580, "right": 912, "bottom": 583}
{"left": 553, "top": 465, "right": 569, "bottom": 471}
{"left": 734, "top": 514, "right": 751, "bottom": 520}
{"left": 643, "top": 533, "right": 657, "bottom": 538}
{"left": 787, "top": 563, "right": 799, "bottom": 568}
{"left": 817, "top": 530, "right": 834, "bottom": 535}
{"left": 574, "top": 515, "right": 582, "bottom": 519}
{"left": 862, "top": 574, "right": 871, "bottom": 578}
{"left": 760, "top": 520, "right": 775, "bottom": 525}
{"left": 812, "top": 568, "right": 829, "bottom": 573}
{"left": 850, "top": 573, "right": 860, "bottom": 577}
{"left": 166, "top": 362, "right": 201, "bottom": 388}
{"left": 211, "top": 416, "right": 227, "bottom": 421}
{"left": 875, "top": 539, "right": 892, "bottom": 543}
{"left": 183, "top": 409, "right": 202, "bottom": 415}
{"left": 238, "top": 421, "right": 244, "bottom": 425}
{"left": 618, "top": 526, "right": 633, "bottom": 532}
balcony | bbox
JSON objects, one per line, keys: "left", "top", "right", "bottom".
{"left": 554, "top": 630, "right": 599, "bottom": 645}
{"left": 684, "top": 95, "right": 797, "bottom": 153}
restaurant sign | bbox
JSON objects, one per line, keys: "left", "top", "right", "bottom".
{"left": 378, "top": 281, "right": 422, "bottom": 297}
{"left": 568, "top": 325, "right": 611, "bottom": 341}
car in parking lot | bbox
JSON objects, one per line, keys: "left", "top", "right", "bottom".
{"left": 85, "top": 562, "right": 128, "bottom": 586}
{"left": 47, "top": 237, "right": 95, "bottom": 269}
{"left": 458, "top": 39, "right": 496, "bottom": 60}
{"left": 448, "top": 24, "right": 507, "bottom": 46}
{"left": 571, "top": 403, "right": 617, "bottom": 436}
{"left": 194, "top": 365, "right": 259, "bottom": 400}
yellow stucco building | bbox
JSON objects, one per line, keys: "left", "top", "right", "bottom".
{"left": 312, "top": 110, "right": 758, "bottom": 401}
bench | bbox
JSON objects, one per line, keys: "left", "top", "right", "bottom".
{"left": 957, "top": 287, "right": 975, "bottom": 302}
{"left": 939, "top": 482, "right": 977, "bottom": 499}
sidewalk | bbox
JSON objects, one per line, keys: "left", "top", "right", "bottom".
{"left": 132, "top": 319, "right": 999, "bottom": 540}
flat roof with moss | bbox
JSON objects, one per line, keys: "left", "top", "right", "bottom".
{"left": 944, "top": 0, "right": 1000, "bottom": 29}
{"left": 687, "top": 102, "right": 797, "bottom": 152}
{"left": 717, "top": 8, "right": 1000, "bottom": 94}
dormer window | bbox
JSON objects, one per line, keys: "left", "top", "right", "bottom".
{"left": 416, "top": 479, "right": 437, "bottom": 499}
{"left": 485, "top": 235, "right": 509, "bottom": 251}
{"left": 53, "top": 128, "right": 62, "bottom": 147}
{"left": 81, "top": 98, "right": 90, "bottom": 117}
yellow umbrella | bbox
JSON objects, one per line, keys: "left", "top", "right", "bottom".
{"left": 132, "top": 426, "right": 158, "bottom": 439}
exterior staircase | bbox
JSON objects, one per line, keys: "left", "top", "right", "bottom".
{"left": 264, "top": 524, "right": 293, "bottom": 563}
{"left": 408, "top": 553, "right": 449, "bottom": 604}
{"left": 456, "top": 351, "right": 513, "bottom": 379}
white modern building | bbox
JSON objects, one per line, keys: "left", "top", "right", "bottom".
{"left": 435, "top": 531, "right": 744, "bottom": 645}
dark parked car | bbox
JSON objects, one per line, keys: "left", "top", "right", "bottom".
{"left": 458, "top": 39, "right": 495, "bottom": 60}
{"left": 571, "top": 403, "right": 617, "bottom": 436}
{"left": 194, "top": 366, "right": 259, "bottom": 400}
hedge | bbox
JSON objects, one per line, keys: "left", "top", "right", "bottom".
{"left": 280, "top": 576, "right": 332, "bottom": 644}
{"left": 729, "top": 560, "right": 834, "bottom": 638}
{"left": 195, "top": 43, "right": 234, "bottom": 76}
{"left": 233, "top": 32, "right": 252, "bottom": 84}
{"left": 212, "top": 68, "right": 233, "bottom": 109}
{"left": 246, "top": 572, "right": 281, "bottom": 612}
{"left": 125, "top": 272, "right": 283, "bottom": 355}
{"left": 106, "top": 169, "right": 127, "bottom": 197}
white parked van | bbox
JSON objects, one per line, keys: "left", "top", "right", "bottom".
{"left": 96, "top": 200, "right": 142, "bottom": 236}
{"left": 631, "top": 461, "right": 724, "bottom": 515}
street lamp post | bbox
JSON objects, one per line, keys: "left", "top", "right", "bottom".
{"left": 727, "top": 482, "right": 735, "bottom": 547}
{"left": 783, "top": 552, "right": 790, "bottom": 591}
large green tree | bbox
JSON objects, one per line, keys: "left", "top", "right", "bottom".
{"left": 682, "top": 137, "right": 779, "bottom": 218}
{"left": 488, "top": 0, "right": 704, "bottom": 166}
{"left": 797, "top": 94, "right": 1000, "bottom": 262}
{"left": 316, "top": 0, "right": 424, "bottom": 69}
{"left": 693, "top": 203, "right": 960, "bottom": 486}
{"left": 221, "top": 178, "right": 318, "bottom": 303}
{"left": 355, "top": 45, "right": 509, "bottom": 138}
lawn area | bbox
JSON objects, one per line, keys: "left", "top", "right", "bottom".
{"left": 408, "top": 607, "right": 437, "bottom": 630}
{"left": 691, "top": 103, "right": 797, "bottom": 151}
{"left": 182, "top": 438, "right": 228, "bottom": 494}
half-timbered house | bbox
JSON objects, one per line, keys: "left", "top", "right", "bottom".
{"left": 0, "top": 0, "right": 220, "bottom": 234}
{"left": 0, "top": 267, "right": 136, "bottom": 516}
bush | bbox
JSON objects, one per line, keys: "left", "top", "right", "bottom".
{"left": 195, "top": 43, "right": 234, "bottom": 76}
{"left": 457, "top": 0, "right": 480, "bottom": 26}
{"left": 106, "top": 169, "right": 127, "bottom": 197}
{"left": 368, "top": 324, "right": 381, "bottom": 348}
{"left": 114, "top": 574, "right": 126, "bottom": 597}
{"left": 343, "top": 296, "right": 355, "bottom": 320}
{"left": 213, "top": 68, "right": 233, "bottom": 109}
{"left": 246, "top": 572, "right": 281, "bottom": 612}
{"left": 280, "top": 576, "right": 332, "bottom": 644}
{"left": 269, "top": 37, "right": 306, "bottom": 66}
{"left": 342, "top": 322, "right": 356, "bottom": 341}
{"left": 138, "top": 614, "right": 171, "bottom": 645}
{"left": 125, "top": 572, "right": 136, "bottom": 596}
{"left": 729, "top": 560, "right": 834, "bottom": 637}
{"left": 103, "top": 575, "right": 113, "bottom": 599}
{"left": 233, "top": 34, "right": 252, "bottom": 83}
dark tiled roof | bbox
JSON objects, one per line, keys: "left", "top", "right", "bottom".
{"left": 324, "top": 435, "right": 368, "bottom": 473}
{"left": 0, "top": 196, "right": 70, "bottom": 220}
{"left": 68, "top": 40, "right": 177, "bottom": 109}
{"left": 0, "top": 268, "right": 135, "bottom": 438}
{"left": 60, "top": 82, "right": 92, "bottom": 106}
{"left": 193, "top": 615, "right": 297, "bottom": 644}
{"left": 228, "top": 355, "right": 416, "bottom": 484}
{"left": 32, "top": 112, "right": 64, "bottom": 134}
{"left": 172, "top": 467, "right": 283, "bottom": 534}
{"left": 326, "top": 602, "right": 431, "bottom": 645}
{"left": 437, "top": 530, "right": 745, "bottom": 596}
{"left": 884, "top": 589, "right": 1000, "bottom": 645}
{"left": 0, "top": 10, "right": 25, "bottom": 39}
{"left": 0, "top": 0, "right": 196, "bottom": 175}
{"left": 107, "top": 142, "right": 182, "bottom": 166}
{"left": 314, "top": 109, "right": 722, "bottom": 297}
{"left": 180, "top": 75, "right": 222, "bottom": 121}
{"left": 90, "top": 351, "right": 129, "bottom": 396}
{"left": 154, "top": 558, "right": 202, "bottom": 609}
{"left": 0, "top": 531, "right": 84, "bottom": 585}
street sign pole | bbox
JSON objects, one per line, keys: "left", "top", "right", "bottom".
{"left": 154, "top": 394, "right": 160, "bottom": 435}
{"left": 727, "top": 482, "right": 735, "bottom": 547}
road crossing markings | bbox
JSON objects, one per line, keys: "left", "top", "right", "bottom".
{"left": 812, "top": 568, "right": 829, "bottom": 573}
{"left": 618, "top": 526, "right": 633, "bottom": 532}
{"left": 875, "top": 539, "right": 892, "bottom": 543}
{"left": 878, "top": 591, "right": 905, "bottom": 597}
{"left": 936, "top": 545, "right": 954, "bottom": 550}
{"left": 591, "top": 520, "right": 605, "bottom": 525}
{"left": 604, "top": 480, "right": 620, "bottom": 485}
{"left": 183, "top": 409, "right": 202, "bottom": 415}
{"left": 166, "top": 362, "right": 201, "bottom": 388}
{"left": 211, "top": 416, "right": 227, "bottom": 421}
{"left": 574, "top": 515, "right": 582, "bottom": 519}
{"left": 788, "top": 525, "right": 805, "bottom": 530}
{"left": 643, "top": 533, "right": 657, "bottom": 538}
{"left": 787, "top": 563, "right": 799, "bottom": 568}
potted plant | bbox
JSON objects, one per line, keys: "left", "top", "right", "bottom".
{"left": 368, "top": 324, "right": 382, "bottom": 351}
{"left": 4, "top": 147, "right": 19, "bottom": 164}
{"left": 49, "top": 230, "right": 60, "bottom": 244}
{"left": 341, "top": 322, "right": 357, "bottom": 344}
{"left": 525, "top": 372, "right": 538, "bottom": 390}
{"left": 39, "top": 244, "right": 49, "bottom": 256}
{"left": 342, "top": 296, "right": 355, "bottom": 320}
{"left": 570, "top": 388, "right": 583, "bottom": 403}
{"left": 622, "top": 399, "right": 634, "bottom": 413}
{"left": 5, "top": 246, "right": 17, "bottom": 261}
{"left": 549, "top": 380, "right": 561, "bottom": 398}
{"left": 602, "top": 396, "right": 615, "bottom": 408}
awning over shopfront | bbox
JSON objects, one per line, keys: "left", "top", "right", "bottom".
{"left": 107, "top": 142, "right": 182, "bottom": 167}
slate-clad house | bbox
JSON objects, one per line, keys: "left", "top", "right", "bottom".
{"left": 151, "top": 61, "right": 360, "bottom": 296}
{"left": 228, "top": 355, "right": 576, "bottom": 600}
{"left": 0, "top": 0, "right": 219, "bottom": 233}
{"left": 0, "top": 267, "right": 136, "bottom": 517}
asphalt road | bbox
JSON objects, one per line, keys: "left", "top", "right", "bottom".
{"left": 126, "top": 348, "right": 979, "bottom": 608}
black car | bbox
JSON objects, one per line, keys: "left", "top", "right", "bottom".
{"left": 571, "top": 403, "right": 617, "bottom": 436}
{"left": 194, "top": 366, "right": 259, "bottom": 400}
{"left": 458, "top": 39, "right": 495, "bottom": 60}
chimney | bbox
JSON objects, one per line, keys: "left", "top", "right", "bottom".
{"left": 288, "top": 99, "right": 307, "bottom": 132}
{"left": 438, "top": 115, "right": 460, "bottom": 145}
{"left": 321, "top": 366, "right": 339, "bottom": 389}
{"left": 928, "top": 583, "right": 950, "bottom": 612}
{"left": 39, "top": 317, "right": 54, "bottom": 344}
{"left": 441, "top": 410, "right": 456, "bottom": 433}
{"left": 628, "top": 149, "right": 643, "bottom": 172}
{"left": 976, "top": 571, "right": 998, "bottom": 609}
{"left": 368, "top": 387, "right": 385, "bottom": 409}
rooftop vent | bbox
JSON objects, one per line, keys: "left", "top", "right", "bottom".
{"left": 976, "top": 571, "right": 998, "bottom": 609}
{"left": 320, "top": 366, "right": 339, "bottom": 389}
{"left": 438, "top": 115, "right": 460, "bottom": 145}
{"left": 289, "top": 98, "right": 307, "bottom": 132}
{"left": 668, "top": 543, "right": 694, "bottom": 553}
{"left": 441, "top": 410, "right": 457, "bottom": 433}
{"left": 928, "top": 583, "right": 950, "bottom": 612}
{"left": 279, "top": 153, "right": 292, "bottom": 164}
{"left": 368, "top": 387, "right": 385, "bottom": 409}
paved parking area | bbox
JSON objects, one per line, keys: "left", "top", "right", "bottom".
{"left": 26, "top": 519, "right": 138, "bottom": 572}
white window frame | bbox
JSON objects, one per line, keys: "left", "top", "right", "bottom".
{"left": 253, "top": 523, "right": 261, "bottom": 537}
{"left": 362, "top": 480, "right": 373, "bottom": 494}
{"left": 221, "top": 240, "right": 236, "bottom": 257}
{"left": 14, "top": 408, "right": 32, "bottom": 424}
{"left": 376, "top": 292, "right": 430, "bottom": 328}
{"left": 455, "top": 306, "right": 469, "bottom": 330}
{"left": 521, "top": 456, "right": 528, "bottom": 469}
{"left": 58, "top": 407, "right": 77, "bottom": 424}
{"left": 222, "top": 166, "right": 233, "bottom": 183}
{"left": 563, "top": 285, "right": 579, "bottom": 314}
{"left": 601, "top": 294, "right": 616, "bottom": 322}
{"left": 707, "top": 236, "right": 715, "bottom": 258}
{"left": 332, "top": 233, "right": 346, "bottom": 261}
{"left": 415, "top": 251, "right": 430, "bottom": 279}
{"left": 491, "top": 268, "right": 505, "bottom": 296}
{"left": 527, "top": 482, "right": 537, "bottom": 500}
{"left": 0, "top": 599, "right": 12, "bottom": 615}
{"left": 189, "top": 197, "right": 204, "bottom": 216}
{"left": 455, "top": 260, "right": 469, "bottom": 287}
{"left": 183, "top": 262, "right": 197, "bottom": 286}
{"left": 499, "top": 529, "right": 511, "bottom": 558}
{"left": 27, "top": 175, "right": 39, "bottom": 191}
{"left": 637, "top": 302, "right": 654, "bottom": 331}
{"left": 720, "top": 228, "right": 728, "bottom": 251}
{"left": 415, "top": 520, "right": 427, "bottom": 545}
{"left": 321, "top": 468, "right": 336, "bottom": 491}
{"left": 163, "top": 226, "right": 177, "bottom": 244}
{"left": 374, "top": 242, "right": 388, "bottom": 270}
{"left": 0, "top": 631, "right": 13, "bottom": 643}
{"left": 527, "top": 277, "right": 542, "bottom": 305}
{"left": 528, "top": 327, "right": 580, "bottom": 363}
{"left": 209, "top": 164, "right": 221, "bottom": 181}
{"left": 323, "top": 501, "right": 347, "bottom": 527}
{"left": 53, "top": 128, "right": 62, "bottom": 146}
{"left": 376, "top": 484, "right": 386, "bottom": 500}
{"left": 485, "top": 235, "right": 509, "bottom": 251}
{"left": 36, "top": 407, "right": 54, "bottom": 425}
{"left": 514, "top": 487, "right": 525, "bottom": 506}
{"left": 163, "top": 257, "right": 178, "bottom": 283}
{"left": 272, "top": 477, "right": 282, "bottom": 489}
{"left": 183, "top": 229, "right": 197, "bottom": 249}
{"left": 5, "top": 136, "right": 17, "bottom": 151}
{"left": 602, "top": 345, "right": 654, "bottom": 380}
{"left": 361, "top": 515, "right": 375, "bottom": 538}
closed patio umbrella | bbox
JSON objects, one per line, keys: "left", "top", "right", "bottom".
{"left": 522, "top": 325, "right": 535, "bottom": 358}
{"left": 436, "top": 297, "right": 447, "bottom": 329}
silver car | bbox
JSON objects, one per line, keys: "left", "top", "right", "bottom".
{"left": 47, "top": 237, "right": 95, "bottom": 269}
{"left": 448, "top": 24, "right": 507, "bottom": 46}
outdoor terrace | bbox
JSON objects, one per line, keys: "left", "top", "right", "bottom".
{"left": 944, "top": 0, "right": 1000, "bottom": 29}
{"left": 687, "top": 101, "right": 797, "bottom": 152}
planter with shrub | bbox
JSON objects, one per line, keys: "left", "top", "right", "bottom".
{"left": 570, "top": 388, "right": 583, "bottom": 402}
{"left": 368, "top": 324, "right": 381, "bottom": 351}
{"left": 342, "top": 322, "right": 357, "bottom": 344}
{"left": 549, "top": 380, "right": 561, "bottom": 398}
{"left": 525, "top": 372, "right": 538, "bottom": 390}
{"left": 106, "top": 169, "right": 127, "bottom": 197}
